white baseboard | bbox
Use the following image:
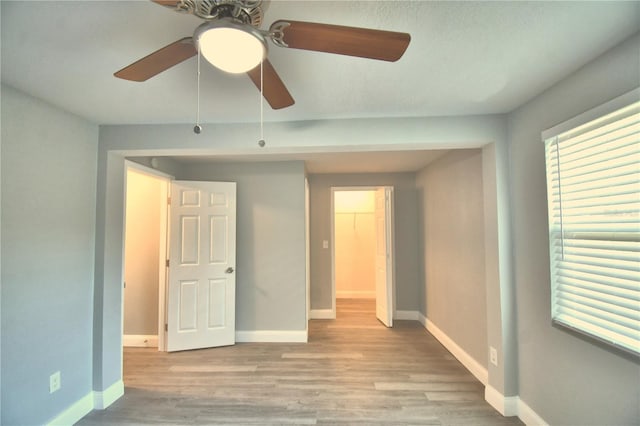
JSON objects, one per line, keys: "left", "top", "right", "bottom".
{"left": 46, "top": 380, "right": 124, "bottom": 425}
{"left": 417, "top": 311, "right": 428, "bottom": 326}
{"left": 310, "top": 309, "right": 336, "bottom": 319}
{"left": 395, "top": 310, "right": 421, "bottom": 321}
{"left": 484, "top": 385, "right": 548, "bottom": 425}
{"left": 336, "top": 291, "right": 376, "bottom": 299}
{"left": 518, "top": 398, "right": 549, "bottom": 426}
{"left": 123, "top": 334, "right": 158, "bottom": 347}
{"left": 484, "top": 385, "right": 518, "bottom": 416}
{"left": 46, "top": 391, "right": 94, "bottom": 426}
{"left": 235, "top": 330, "right": 308, "bottom": 343}
{"left": 418, "top": 314, "right": 546, "bottom": 425}
{"left": 94, "top": 379, "right": 124, "bottom": 410}
{"left": 424, "top": 318, "right": 488, "bottom": 386}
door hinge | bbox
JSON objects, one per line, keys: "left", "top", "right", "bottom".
{"left": 167, "top": 197, "right": 171, "bottom": 205}
{"left": 166, "top": 259, "right": 170, "bottom": 268}
{"left": 165, "top": 324, "right": 168, "bottom": 332}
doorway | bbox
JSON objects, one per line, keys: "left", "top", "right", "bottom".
{"left": 123, "top": 162, "right": 170, "bottom": 351}
{"left": 124, "top": 165, "right": 241, "bottom": 352}
{"left": 331, "top": 187, "right": 395, "bottom": 326}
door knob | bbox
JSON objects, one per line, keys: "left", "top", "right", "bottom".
{"left": 225, "top": 267, "right": 234, "bottom": 274}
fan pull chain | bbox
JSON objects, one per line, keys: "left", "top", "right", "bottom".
{"left": 193, "top": 44, "right": 202, "bottom": 134}
{"left": 258, "top": 60, "right": 265, "bottom": 147}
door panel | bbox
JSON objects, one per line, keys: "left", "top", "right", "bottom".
{"left": 209, "top": 216, "right": 228, "bottom": 263}
{"left": 208, "top": 279, "right": 227, "bottom": 327}
{"left": 179, "top": 280, "right": 198, "bottom": 331}
{"left": 180, "top": 216, "right": 200, "bottom": 264}
{"left": 375, "top": 187, "right": 394, "bottom": 327}
{"left": 167, "top": 181, "right": 236, "bottom": 352}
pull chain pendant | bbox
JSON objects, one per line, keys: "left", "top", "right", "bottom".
{"left": 194, "top": 44, "right": 202, "bottom": 134}
{"left": 258, "top": 59, "right": 265, "bottom": 147}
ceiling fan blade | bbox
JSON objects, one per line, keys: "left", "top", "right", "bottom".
{"left": 270, "top": 20, "right": 411, "bottom": 62}
{"left": 114, "top": 37, "right": 196, "bottom": 82}
{"left": 247, "top": 59, "right": 295, "bottom": 110}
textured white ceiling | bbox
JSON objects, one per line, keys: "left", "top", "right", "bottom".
{"left": 2, "top": 1, "right": 638, "bottom": 174}
{"left": 2, "top": 1, "right": 639, "bottom": 126}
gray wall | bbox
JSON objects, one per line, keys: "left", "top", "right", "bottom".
{"left": 1, "top": 85, "right": 98, "bottom": 425}
{"left": 308, "top": 173, "right": 420, "bottom": 312}
{"left": 179, "top": 161, "right": 307, "bottom": 331}
{"left": 416, "top": 149, "right": 488, "bottom": 367}
{"left": 508, "top": 33, "right": 640, "bottom": 424}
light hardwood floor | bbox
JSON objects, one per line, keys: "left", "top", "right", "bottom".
{"left": 78, "top": 299, "right": 523, "bottom": 425}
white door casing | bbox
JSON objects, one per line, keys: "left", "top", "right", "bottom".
{"left": 305, "top": 177, "right": 311, "bottom": 329}
{"left": 167, "top": 181, "right": 237, "bottom": 352}
{"left": 375, "top": 187, "right": 394, "bottom": 327}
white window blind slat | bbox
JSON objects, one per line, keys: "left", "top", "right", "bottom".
{"left": 559, "top": 114, "right": 640, "bottom": 150}
{"left": 551, "top": 225, "right": 639, "bottom": 234}
{"left": 561, "top": 238, "right": 639, "bottom": 253}
{"left": 556, "top": 290, "right": 640, "bottom": 322}
{"left": 551, "top": 151, "right": 640, "bottom": 182}
{"left": 562, "top": 244, "right": 640, "bottom": 264}
{"left": 555, "top": 309, "right": 640, "bottom": 347}
{"left": 555, "top": 314, "right": 640, "bottom": 353}
{"left": 557, "top": 277, "right": 639, "bottom": 305}
{"left": 556, "top": 265, "right": 639, "bottom": 291}
{"left": 558, "top": 194, "right": 640, "bottom": 211}
{"left": 557, "top": 260, "right": 637, "bottom": 282}
{"left": 561, "top": 253, "right": 640, "bottom": 273}
{"left": 548, "top": 162, "right": 640, "bottom": 189}
{"left": 549, "top": 216, "right": 638, "bottom": 227}
{"left": 559, "top": 125, "right": 640, "bottom": 161}
{"left": 550, "top": 175, "right": 640, "bottom": 197}
{"left": 544, "top": 96, "right": 640, "bottom": 356}
{"left": 555, "top": 305, "right": 639, "bottom": 338}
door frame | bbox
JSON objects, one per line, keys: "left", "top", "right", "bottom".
{"left": 330, "top": 186, "right": 396, "bottom": 321}
{"left": 305, "top": 177, "right": 311, "bottom": 331}
{"left": 123, "top": 160, "right": 172, "bottom": 352}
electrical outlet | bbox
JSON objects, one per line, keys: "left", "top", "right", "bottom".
{"left": 49, "top": 371, "right": 61, "bottom": 394}
{"left": 489, "top": 347, "right": 498, "bottom": 367}
{"left": 322, "top": 240, "right": 329, "bottom": 249}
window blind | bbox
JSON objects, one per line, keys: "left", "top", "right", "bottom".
{"left": 544, "top": 99, "right": 640, "bottom": 355}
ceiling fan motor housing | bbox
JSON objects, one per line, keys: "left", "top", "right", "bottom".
{"left": 175, "top": 0, "right": 267, "bottom": 28}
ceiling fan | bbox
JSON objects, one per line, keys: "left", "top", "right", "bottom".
{"left": 114, "top": 0, "right": 411, "bottom": 110}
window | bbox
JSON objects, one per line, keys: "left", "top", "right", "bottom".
{"left": 542, "top": 89, "right": 640, "bottom": 356}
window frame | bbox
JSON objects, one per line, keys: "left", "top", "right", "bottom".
{"left": 541, "top": 88, "right": 640, "bottom": 357}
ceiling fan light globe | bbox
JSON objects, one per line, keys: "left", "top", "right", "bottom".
{"left": 195, "top": 22, "right": 266, "bottom": 74}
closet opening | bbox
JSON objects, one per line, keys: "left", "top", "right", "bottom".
{"left": 331, "top": 187, "right": 395, "bottom": 327}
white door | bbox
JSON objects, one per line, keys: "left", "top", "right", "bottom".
{"left": 167, "top": 181, "right": 236, "bottom": 352}
{"left": 375, "top": 187, "right": 394, "bottom": 327}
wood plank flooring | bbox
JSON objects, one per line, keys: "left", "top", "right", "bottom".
{"left": 78, "top": 299, "right": 523, "bottom": 425}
